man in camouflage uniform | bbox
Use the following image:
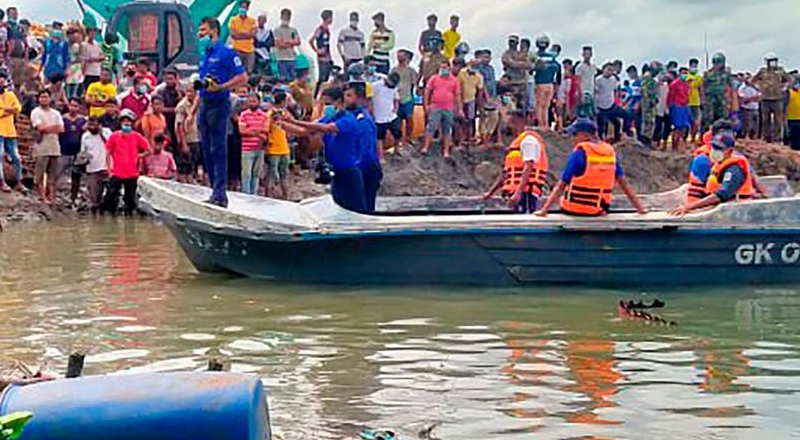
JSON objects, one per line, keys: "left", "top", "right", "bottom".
{"left": 501, "top": 35, "right": 533, "bottom": 114}
{"left": 753, "top": 53, "right": 792, "bottom": 142}
{"left": 702, "top": 52, "right": 734, "bottom": 132}
{"left": 639, "top": 61, "right": 660, "bottom": 146}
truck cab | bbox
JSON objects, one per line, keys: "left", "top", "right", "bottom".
{"left": 108, "top": 2, "right": 199, "bottom": 78}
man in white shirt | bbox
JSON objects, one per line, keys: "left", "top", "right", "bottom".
{"left": 483, "top": 128, "right": 548, "bottom": 214}
{"left": 30, "top": 89, "right": 65, "bottom": 203}
{"left": 370, "top": 72, "right": 402, "bottom": 154}
{"left": 575, "top": 46, "right": 598, "bottom": 118}
{"left": 738, "top": 75, "right": 761, "bottom": 139}
{"left": 79, "top": 116, "right": 111, "bottom": 213}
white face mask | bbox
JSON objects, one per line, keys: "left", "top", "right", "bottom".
{"left": 710, "top": 149, "right": 726, "bottom": 162}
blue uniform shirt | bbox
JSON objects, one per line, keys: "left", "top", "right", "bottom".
{"left": 714, "top": 164, "right": 746, "bottom": 202}
{"left": 534, "top": 49, "right": 560, "bottom": 85}
{"left": 320, "top": 111, "right": 361, "bottom": 170}
{"left": 199, "top": 41, "right": 245, "bottom": 102}
{"left": 352, "top": 107, "right": 379, "bottom": 169}
{"left": 561, "top": 149, "right": 624, "bottom": 184}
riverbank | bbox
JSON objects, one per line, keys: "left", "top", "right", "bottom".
{"left": 3, "top": 133, "right": 799, "bottom": 223}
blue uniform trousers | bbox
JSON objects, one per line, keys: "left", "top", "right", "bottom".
{"left": 199, "top": 99, "right": 231, "bottom": 203}
{"left": 331, "top": 166, "right": 367, "bottom": 214}
{"left": 361, "top": 161, "right": 383, "bottom": 214}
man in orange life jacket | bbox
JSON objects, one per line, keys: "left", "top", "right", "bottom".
{"left": 535, "top": 118, "right": 647, "bottom": 217}
{"left": 482, "top": 128, "right": 549, "bottom": 213}
{"left": 687, "top": 120, "right": 734, "bottom": 204}
{"left": 669, "top": 133, "right": 754, "bottom": 216}
{"left": 687, "top": 120, "right": 767, "bottom": 204}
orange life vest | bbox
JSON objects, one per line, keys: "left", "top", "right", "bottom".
{"left": 501, "top": 131, "right": 549, "bottom": 197}
{"left": 705, "top": 153, "right": 755, "bottom": 201}
{"left": 687, "top": 145, "right": 712, "bottom": 203}
{"left": 560, "top": 141, "right": 616, "bottom": 216}
{"left": 701, "top": 130, "right": 713, "bottom": 147}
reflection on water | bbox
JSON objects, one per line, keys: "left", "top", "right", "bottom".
{"left": 1, "top": 219, "right": 800, "bottom": 439}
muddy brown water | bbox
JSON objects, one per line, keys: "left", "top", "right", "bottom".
{"left": 1, "top": 219, "right": 799, "bottom": 439}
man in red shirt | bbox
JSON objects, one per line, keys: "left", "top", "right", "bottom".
{"left": 119, "top": 76, "right": 151, "bottom": 120}
{"left": 668, "top": 67, "right": 692, "bottom": 152}
{"left": 105, "top": 109, "right": 150, "bottom": 215}
{"left": 422, "top": 60, "right": 463, "bottom": 158}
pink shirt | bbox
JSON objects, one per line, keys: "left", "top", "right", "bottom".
{"left": 668, "top": 79, "right": 690, "bottom": 107}
{"left": 427, "top": 73, "right": 460, "bottom": 112}
{"left": 143, "top": 151, "right": 177, "bottom": 179}
{"left": 106, "top": 131, "right": 149, "bottom": 179}
{"left": 238, "top": 109, "right": 267, "bottom": 153}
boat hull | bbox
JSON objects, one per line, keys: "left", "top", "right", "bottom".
{"left": 163, "top": 214, "right": 800, "bottom": 287}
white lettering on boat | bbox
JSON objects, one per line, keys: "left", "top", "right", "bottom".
{"left": 734, "top": 243, "right": 775, "bottom": 265}
{"left": 781, "top": 243, "right": 800, "bottom": 264}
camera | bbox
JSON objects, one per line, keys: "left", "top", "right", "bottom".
{"left": 314, "top": 159, "right": 334, "bottom": 185}
{"left": 193, "top": 75, "right": 219, "bottom": 91}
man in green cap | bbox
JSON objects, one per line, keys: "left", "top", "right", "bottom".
{"left": 702, "top": 52, "right": 735, "bottom": 131}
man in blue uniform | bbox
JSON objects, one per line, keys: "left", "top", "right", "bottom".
{"left": 669, "top": 133, "right": 755, "bottom": 216}
{"left": 350, "top": 84, "right": 382, "bottom": 213}
{"left": 280, "top": 86, "right": 366, "bottom": 213}
{"left": 197, "top": 17, "right": 248, "bottom": 207}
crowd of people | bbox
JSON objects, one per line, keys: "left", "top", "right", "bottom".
{"left": 0, "top": 3, "right": 798, "bottom": 215}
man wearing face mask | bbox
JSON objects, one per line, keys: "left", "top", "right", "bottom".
{"left": 228, "top": 0, "right": 257, "bottom": 73}
{"left": 422, "top": 60, "right": 463, "bottom": 158}
{"left": 104, "top": 109, "right": 149, "bottom": 216}
{"left": 350, "top": 84, "right": 382, "bottom": 213}
{"left": 196, "top": 17, "right": 248, "bottom": 208}
{"left": 687, "top": 58, "right": 703, "bottom": 142}
{"left": 702, "top": 52, "right": 734, "bottom": 132}
{"left": 338, "top": 12, "right": 366, "bottom": 71}
{"left": 670, "top": 133, "right": 754, "bottom": 216}
{"left": 753, "top": 53, "right": 792, "bottom": 143}
{"left": 501, "top": 35, "right": 532, "bottom": 115}
{"left": 119, "top": 76, "right": 151, "bottom": 120}
{"left": 40, "top": 26, "right": 69, "bottom": 84}
{"left": 280, "top": 86, "right": 366, "bottom": 213}
{"left": 273, "top": 9, "right": 301, "bottom": 81}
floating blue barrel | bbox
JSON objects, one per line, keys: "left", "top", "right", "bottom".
{"left": 0, "top": 372, "right": 270, "bottom": 440}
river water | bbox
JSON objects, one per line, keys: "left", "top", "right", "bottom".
{"left": 1, "top": 219, "right": 799, "bottom": 439}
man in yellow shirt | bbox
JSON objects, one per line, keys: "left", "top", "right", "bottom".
{"left": 788, "top": 81, "right": 800, "bottom": 150}
{"left": 442, "top": 15, "right": 461, "bottom": 61}
{"left": 85, "top": 69, "right": 117, "bottom": 118}
{"left": 457, "top": 61, "right": 484, "bottom": 142}
{"left": 264, "top": 91, "right": 299, "bottom": 199}
{"left": 228, "top": 0, "right": 257, "bottom": 72}
{"left": 687, "top": 58, "right": 703, "bottom": 142}
{"left": 0, "top": 70, "right": 24, "bottom": 192}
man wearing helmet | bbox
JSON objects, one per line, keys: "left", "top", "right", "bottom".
{"left": 753, "top": 53, "right": 792, "bottom": 142}
{"left": 701, "top": 52, "right": 735, "bottom": 131}
{"left": 533, "top": 34, "right": 559, "bottom": 130}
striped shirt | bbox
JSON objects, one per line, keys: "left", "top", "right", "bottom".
{"left": 369, "top": 28, "right": 395, "bottom": 63}
{"left": 238, "top": 108, "right": 267, "bottom": 152}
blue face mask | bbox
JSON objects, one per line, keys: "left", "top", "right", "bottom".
{"left": 121, "top": 124, "right": 133, "bottom": 134}
{"left": 198, "top": 35, "right": 212, "bottom": 54}
{"left": 52, "top": 30, "right": 63, "bottom": 39}
{"left": 367, "top": 66, "right": 377, "bottom": 75}
{"left": 238, "top": 8, "right": 248, "bottom": 16}
{"left": 323, "top": 104, "right": 337, "bottom": 118}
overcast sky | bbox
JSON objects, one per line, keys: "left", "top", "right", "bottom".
{"left": 13, "top": 0, "right": 798, "bottom": 71}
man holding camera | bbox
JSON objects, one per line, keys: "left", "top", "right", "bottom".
{"left": 196, "top": 17, "right": 248, "bottom": 208}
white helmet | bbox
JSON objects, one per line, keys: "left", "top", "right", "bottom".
{"left": 764, "top": 52, "right": 778, "bottom": 62}
{"left": 119, "top": 109, "right": 137, "bottom": 122}
{"left": 535, "top": 34, "right": 550, "bottom": 49}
